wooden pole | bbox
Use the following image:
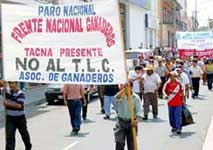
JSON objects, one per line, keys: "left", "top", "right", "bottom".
{"left": 126, "top": 84, "right": 138, "bottom": 150}
{"left": 1, "top": 81, "right": 7, "bottom": 146}
{"left": 116, "top": 1, "right": 138, "bottom": 149}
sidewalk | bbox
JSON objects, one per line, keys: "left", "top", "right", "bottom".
{"left": 0, "top": 84, "right": 47, "bottom": 113}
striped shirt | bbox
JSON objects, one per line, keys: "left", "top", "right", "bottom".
{"left": 1, "top": 88, "right": 25, "bottom": 116}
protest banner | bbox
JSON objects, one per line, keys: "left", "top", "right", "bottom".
{"left": 176, "top": 31, "right": 213, "bottom": 58}
{"left": 1, "top": 0, "right": 127, "bottom": 84}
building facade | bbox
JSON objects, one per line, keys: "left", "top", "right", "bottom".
{"left": 145, "top": 0, "right": 158, "bottom": 49}
{"left": 157, "top": 0, "right": 182, "bottom": 48}
{"left": 177, "top": 0, "right": 191, "bottom": 31}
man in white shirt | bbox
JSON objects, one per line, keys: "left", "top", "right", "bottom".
{"left": 128, "top": 66, "right": 143, "bottom": 100}
{"left": 142, "top": 64, "right": 161, "bottom": 120}
{"left": 189, "top": 59, "right": 203, "bottom": 99}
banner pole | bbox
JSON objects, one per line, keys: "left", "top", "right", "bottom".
{"left": 3, "top": 81, "right": 7, "bottom": 146}
{"left": 116, "top": 1, "right": 138, "bottom": 150}
{"left": 1, "top": 3, "right": 7, "bottom": 146}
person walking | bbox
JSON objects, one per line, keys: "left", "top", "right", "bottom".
{"left": 62, "top": 84, "right": 87, "bottom": 135}
{"left": 189, "top": 59, "right": 203, "bottom": 99}
{"left": 128, "top": 66, "right": 143, "bottom": 100}
{"left": 114, "top": 84, "right": 142, "bottom": 150}
{"left": 103, "top": 85, "right": 119, "bottom": 119}
{"left": 163, "top": 71, "right": 183, "bottom": 135}
{"left": 155, "top": 57, "right": 168, "bottom": 99}
{"left": 204, "top": 59, "right": 213, "bottom": 91}
{"left": 142, "top": 64, "right": 161, "bottom": 120}
{"left": 0, "top": 81, "right": 32, "bottom": 150}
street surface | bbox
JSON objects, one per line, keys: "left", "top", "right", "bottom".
{"left": 0, "top": 84, "right": 47, "bottom": 127}
{"left": 0, "top": 84, "right": 213, "bottom": 150}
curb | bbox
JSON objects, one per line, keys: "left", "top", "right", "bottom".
{"left": 203, "top": 116, "right": 213, "bottom": 150}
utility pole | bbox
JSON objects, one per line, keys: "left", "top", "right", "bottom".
{"left": 194, "top": 0, "right": 198, "bottom": 31}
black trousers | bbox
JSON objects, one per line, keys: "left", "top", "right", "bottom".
{"left": 158, "top": 77, "right": 166, "bottom": 97}
{"left": 192, "top": 77, "right": 200, "bottom": 96}
{"left": 81, "top": 97, "right": 88, "bottom": 119}
{"left": 207, "top": 74, "right": 213, "bottom": 90}
{"left": 114, "top": 119, "right": 136, "bottom": 150}
{"left": 6, "top": 115, "right": 32, "bottom": 150}
{"left": 98, "top": 86, "right": 104, "bottom": 110}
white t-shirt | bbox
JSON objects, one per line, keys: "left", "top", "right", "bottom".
{"left": 143, "top": 73, "right": 161, "bottom": 93}
{"left": 128, "top": 71, "right": 142, "bottom": 93}
{"left": 177, "top": 72, "right": 190, "bottom": 94}
{"left": 190, "top": 66, "right": 203, "bottom": 78}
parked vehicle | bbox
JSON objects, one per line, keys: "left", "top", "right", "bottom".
{"left": 125, "top": 48, "right": 153, "bottom": 69}
{"left": 45, "top": 84, "right": 97, "bottom": 105}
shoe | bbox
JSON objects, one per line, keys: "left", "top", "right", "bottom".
{"left": 142, "top": 116, "right": 148, "bottom": 120}
{"left": 153, "top": 115, "right": 158, "bottom": 119}
{"left": 176, "top": 130, "right": 182, "bottom": 135}
{"left": 83, "top": 117, "right": 87, "bottom": 121}
{"left": 70, "top": 129, "right": 77, "bottom": 136}
{"left": 104, "top": 115, "right": 110, "bottom": 120}
{"left": 171, "top": 128, "right": 177, "bottom": 132}
{"left": 101, "top": 109, "right": 105, "bottom": 114}
{"left": 74, "top": 127, "right": 80, "bottom": 135}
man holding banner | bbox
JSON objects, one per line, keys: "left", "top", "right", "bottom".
{"left": 0, "top": 81, "right": 32, "bottom": 150}
{"left": 114, "top": 84, "right": 142, "bottom": 150}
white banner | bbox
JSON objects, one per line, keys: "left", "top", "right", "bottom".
{"left": 176, "top": 31, "right": 213, "bottom": 50}
{"left": 2, "top": 0, "right": 127, "bottom": 84}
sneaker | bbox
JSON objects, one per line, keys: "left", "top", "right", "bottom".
{"left": 104, "top": 115, "right": 110, "bottom": 120}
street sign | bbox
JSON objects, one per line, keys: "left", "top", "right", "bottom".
{"left": 1, "top": 0, "right": 127, "bottom": 84}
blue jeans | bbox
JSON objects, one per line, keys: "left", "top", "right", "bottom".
{"left": 104, "top": 96, "right": 117, "bottom": 116}
{"left": 67, "top": 100, "right": 82, "bottom": 129}
{"left": 168, "top": 106, "right": 182, "bottom": 130}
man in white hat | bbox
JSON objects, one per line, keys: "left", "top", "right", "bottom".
{"left": 142, "top": 64, "right": 161, "bottom": 120}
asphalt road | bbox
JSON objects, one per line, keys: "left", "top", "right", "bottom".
{"left": 0, "top": 85, "right": 47, "bottom": 127}
{"left": 0, "top": 84, "right": 213, "bottom": 150}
